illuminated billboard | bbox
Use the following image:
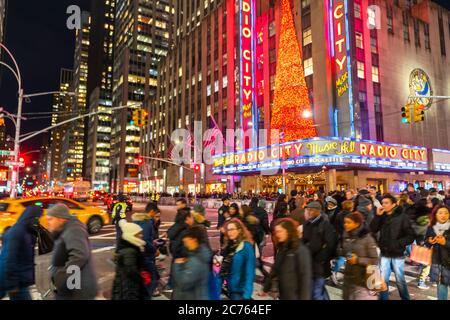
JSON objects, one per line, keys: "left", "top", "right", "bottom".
{"left": 212, "top": 137, "right": 429, "bottom": 174}
{"left": 432, "top": 149, "right": 450, "bottom": 172}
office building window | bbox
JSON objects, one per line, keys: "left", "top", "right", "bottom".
{"left": 354, "top": 3, "right": 362, "bottom": 19}
{"left": 387, "top": 5, "right": 394, "bottom": 34}
{"left": 303, "top": 28, "right": 312, "bottom": 46}
{"left": 357, "top": 61, "right": 365, "bottom": 79}
{"left": 356, "top": 32, "right": 364, "bottom": 49}
{"left": 304, "top": 58, "right": 313, "bottom": 77}
{"left": 372, "top": 66, "right": 379, "bottom": 83}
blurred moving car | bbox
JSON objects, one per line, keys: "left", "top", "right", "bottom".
{"left": 106, "top": 194, "right": 133, "bottom": 212}
{"left": 91, "top": 190, "right": 107, "bottom": 202}
{"left": 0, "top": 197, "right": 110, "bottom": 237}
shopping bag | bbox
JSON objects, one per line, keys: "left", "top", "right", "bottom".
{"left": 365, "top": 265, "right": 388, "bottom": 293}
{"left": 410, "top": 244, "right": 433, "bottom": 266}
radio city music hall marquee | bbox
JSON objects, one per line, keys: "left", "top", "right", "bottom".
{"left": 212, "top": 138, "right": 429, "bottom": 174}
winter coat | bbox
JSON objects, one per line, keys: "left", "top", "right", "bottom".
{"left": 0, "top": 206, "right": 42, "bottom": 291}
{"left": 325, "top": 207, "right": 339, "bottom": 228}
{"left": 337, "top": 227, "right": 379, "bottom": 299}
{"left": 369, "top": 205, "right": 415, "bottom": 258}
{"left": 302, "top": 214, "right": 338, "bottom": 278}
{"left": 252, "top": 206, "right": 270, "bottom": 235}
{"left": 50, "top": 218, "right": 98, "bottom": 300}
{"left": 132, "top": 213, "right": 157, "bottom": 272}
{"left": 167, "top": 222, "right": 190, "bottom": 259}
{"left": 425, "top": 227, "right": 450, "bottom": 286}
{"left": 288, "top": 198, "right": 297, "bottom": 212}
{"left": 112, "top": 239, "right": 148, "bottom": 300}
{"left": 223, "top": 241, "right": 255, "bottom": 300}
{"left": 172, "top": 244, "right": 213, "bottom": 300}
{"left": 217, "top": 205, "right": 229, "bottom": 229}
{"left": 263, "top": 242, "right": 312, "bottom": 300}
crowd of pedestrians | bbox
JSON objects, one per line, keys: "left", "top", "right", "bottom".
{"left": 1, "top": 184, "right": 450, "bottom": 301}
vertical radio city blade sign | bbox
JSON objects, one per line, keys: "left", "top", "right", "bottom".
{"left": 330, "top": 0, "right": 355, "bottom": 137}
{"left": 240, "top": 0, "right": 257, "bottom": 149}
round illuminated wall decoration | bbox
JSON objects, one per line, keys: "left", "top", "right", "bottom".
{"left": 409, "top": 68, "right": 433, "bottom": 109}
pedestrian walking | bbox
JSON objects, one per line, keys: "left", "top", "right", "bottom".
{"left": 220, "top": 219, "right": 256, "bottom": 300}
{"left": 172, "top": 228, "right": 213, "bottom": 300}
{"left": 338, "top": 212, "right": 379, "bottom": 300}
{"left": 46, "top": 204, "right": 98, "bottom": 300}
{"left": 261, "top": 218, "right": 312, "bottom": 300}
{"left": 324, "top": 196, "right": 339, "bottom": 227}
{"left": 0, "top": 206, "right": 43, "bottom": 300}
{"left": 356, "top": 196, "right": 374, "bottom": 228}
{"left": 131, "top": 202, "right": 161, "bottom": 297}
{"left": 331, "top": 199, "right": 355, "bottom": 285}
{"left": 273, "top": 194, "right": 288, "bottom": 220}
{"left": 370, "top": 194, "right": 415, "bottom": 300}
{"left": 112, "top": 220, "right": 148, "bottom": 300}
{"left": 218, "top": 197, "right": 231, "bottom": 246}
{"left": 425, "top": 205, "right": 450, "bottom": 300}
{"left": 302, "top": 201, "right": 338, "bottom": 300}
{"left": 288, "top": 190, "right": 298, "bottom": 213}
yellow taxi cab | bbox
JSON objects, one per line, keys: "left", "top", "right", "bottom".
{"left": 0, "top": 197, "right": 110, "bottom": 237}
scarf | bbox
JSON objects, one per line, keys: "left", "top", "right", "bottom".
{"left": 122, "top": 233, "right": 146, "bottom": 252}
{"left": 433, "top": 221, "right": 450, "bottom": 237}
{"left": 219, "top": 240, "right": 240, "bottom": 279}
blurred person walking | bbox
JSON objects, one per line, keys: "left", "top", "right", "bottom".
{"left": 172, "top": 228, "right": 213, "bottom": 300}
{"left": 112, "top": 220, "right": 148, "bottom": 300}
{"left": 0, "top": 206, "right": 43, "bottom": 300}
{"left": 261, "top": 218, "right": 312, "bottom": 300}
{"left": 338, "top": 212, "right": 379, "bottom": 300}
{"left": 46, "top": 204, "right": 98, "bottom": 300}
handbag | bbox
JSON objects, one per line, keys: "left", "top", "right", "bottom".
{"left": 34, "top": 224, "right": 54, "bottom": 255}
{"left": 410, "top": 244, "right": 433, "bottom": 266}
{"left": 365, "top": 265, "right": 388, "bottom": 292}
{"left": 141, "top": 271, "right": 152, "bottom": 286}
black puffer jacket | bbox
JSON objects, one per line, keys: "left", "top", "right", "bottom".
{"left": 425, "top": 226, "right": 450, "bottom": 286}
{"left": 370, "top": 205, "right": 415, "bottom": 258}
{"left": 263, "top": 242, "right": 312, "bottom": 300}
{"left": 112, "top": 239, "right": 148, "bottom": 300}
{"left": 302, "top": 214, "right": 338, "bottom": 278}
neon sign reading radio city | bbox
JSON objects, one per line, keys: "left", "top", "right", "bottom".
{"left": 240, "top": 0, "right": 255, "bottom": 137}
{"left": 333, "top": 1, "right": 349, "bottom": 97}
{"left": 213, "top": 138, "right": 428, "bottom": 172}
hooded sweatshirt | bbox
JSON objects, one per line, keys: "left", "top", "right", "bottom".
{"left": 0, "top": 205, "right": 43, "bottom": 291}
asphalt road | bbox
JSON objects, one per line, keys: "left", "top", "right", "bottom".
{"left": 12, "top": 201, "right": 447, "bottom": 300}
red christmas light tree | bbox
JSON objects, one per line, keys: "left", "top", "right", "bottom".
{"left": 271, "top": 0, "right": 317, "bottom": 142}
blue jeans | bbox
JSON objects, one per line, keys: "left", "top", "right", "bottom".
{"left": 379, "top": 257, "right": 410, "bottom": 300}
{"left": 438, "top": 284, "right": 449, "bottom": 300}
{"left": 333, "top": 256, "right": 346, "bottom": 272}
{"left": 312, "top": 277, "right": 330, "bottom": 300}
{"left": 8, "top": 287, "right": 32, "bottom": 301}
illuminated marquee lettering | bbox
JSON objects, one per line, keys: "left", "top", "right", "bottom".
{"left": 213, "top": 138, "right": 429, "bottom": 173}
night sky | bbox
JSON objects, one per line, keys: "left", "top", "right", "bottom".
{"left": 0, "top": 0, "right": 449, "bottom": 154}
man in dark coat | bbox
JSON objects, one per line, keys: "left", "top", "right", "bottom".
{"left": 370, "top": 194, "right": 415, "bottom": 300}
{"left": 0, "top": 205, "right": 43, "bottom": 300}
{"left": 302, "top": 201, "right": 338, "bottom": 300}
{"left": 46, "top": 204, "right": 98, "bottom": 300}
{"left": 217, "top": 197, "right": 230, "bottom": 246}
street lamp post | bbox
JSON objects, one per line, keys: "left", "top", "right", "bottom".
{"left": 0, "top": 42, "right": 78, "bottom": 198}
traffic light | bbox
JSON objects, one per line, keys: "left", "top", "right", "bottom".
{"left": 141, "top": 110, "right": 149, "bottom": 127}
{"left": 413, "top": 103, "right": 425, "bottom": 122}
{"left": 401, "top": 104, "right": 411, "bottom": 124}
{"left": 193, "top": 163, "right": 201, "bottom": 173}
{"left": 19, "top": 157, "right": 25, "bottom": 163}
{"left": 137, "top": 156, "right": 144, "bottom": 166}
{"left": 132, "top": 110, "right": 140, "bottom": 126}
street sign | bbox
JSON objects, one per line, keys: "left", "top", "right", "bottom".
{"left": 5, "top": 161, "right": 25, "bottom": 167}
{"left": 0, "top": 150, "right": 15, "bottom": 156}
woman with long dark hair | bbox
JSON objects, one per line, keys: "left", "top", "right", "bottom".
{"left": 425, "top": 205, "right": 450, "bottom": 300}
{"left": 260, "top": 218, "right": 312, "bottom": 300}
{"left": 220, "top": 219, "right": 255, "bottom": 300}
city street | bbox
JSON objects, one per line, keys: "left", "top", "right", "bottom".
{"left": 13, "top": 202, "right": 442, "bottom": 301}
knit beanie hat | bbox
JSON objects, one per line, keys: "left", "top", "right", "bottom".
{"left": 47, "top": 204, "right": 72, "bottom": 220}
{"left": 119, "top": 220, "right": 146, "bottom": 251}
